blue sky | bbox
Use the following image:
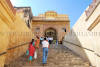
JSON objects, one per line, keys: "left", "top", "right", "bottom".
{"left": 11, "top": 0, "right": 92, "bottom": 28}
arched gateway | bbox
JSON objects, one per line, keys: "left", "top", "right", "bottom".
{"left": 31, "top": 11, "right": 70, "bottom": 42}
{"left": 44, "top": 28, "right": 57, "bottom": 40}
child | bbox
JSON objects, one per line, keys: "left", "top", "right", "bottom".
{"left": 28, "top": 39, "right": 35, "bottom": 64}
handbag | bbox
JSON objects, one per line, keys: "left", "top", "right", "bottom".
{"left": 34, "top": 51, "right": 37, "bottom": 59}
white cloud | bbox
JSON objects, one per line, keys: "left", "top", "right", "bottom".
{"left": 10, "top": 0, "right": 30, "bottom": 6}
{"left": 10, "top": 0, "right": 17, "bottom": 6}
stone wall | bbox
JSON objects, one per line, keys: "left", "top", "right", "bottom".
{"left": 31, "top": 21, "right": 69, "bottom": 41}
{"left": 0, "top": 0, "right": 33, "bottom": 67}
{"left": 63, "top": 2, "right": 100, "bottom": 67}
{"left": 32, "top": 11, "right": 70, "bottom": 42}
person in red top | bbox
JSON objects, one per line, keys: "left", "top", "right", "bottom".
{"left": 28, "top": 39, "right": 35, "bottom": 64}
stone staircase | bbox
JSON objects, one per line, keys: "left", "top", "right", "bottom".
{"left": 6, "top": 44, "right": 90, "bottom": 67}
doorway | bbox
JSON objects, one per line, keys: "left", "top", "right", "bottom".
{"left": 44, "top": 28, "right": 57, "bottom": 40}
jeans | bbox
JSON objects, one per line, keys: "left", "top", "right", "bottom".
{"left": 42, "top": 48, "right": 48, "bottom": 64}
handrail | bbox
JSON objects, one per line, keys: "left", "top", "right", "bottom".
{"left": 0, "top": 42, "right": 30, "bottom": 56}
{"left": 63, "top": 40, "right": 100, "bottom": 57}
{"left": 0, "top": 52, "right": 7, "bottom": 56}
{"left": 63, "top": 40, "right": 94, "bottom": 52}
{"left": 7, "top": 42, "right": 30, "bottom": 50}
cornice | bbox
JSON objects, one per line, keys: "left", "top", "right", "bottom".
{"left": 86, "top": 1, "right": 100, "bottom": 21}
{"left": 32, "top": 20, "right": 70, "bottom": 22}
{"left": 88, "top": 15, "right": 100, "bottom": 31}
{"left": 0, "top": 0, "right": 15, "bottom": 28}
{"left": 0, "top": 0, "right": 15, "bottom": 22}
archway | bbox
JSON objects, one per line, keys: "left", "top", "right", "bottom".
{"left": 44, "top": 28, "right": 57, "bottom": 40}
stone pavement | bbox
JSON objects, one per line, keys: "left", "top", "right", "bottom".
{"left": 6, "top": 44, "right": 90, "bottom": 67}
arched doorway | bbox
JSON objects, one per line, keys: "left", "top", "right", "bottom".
{"left": 44, "top": 28, "right": 57, "bottom": 40}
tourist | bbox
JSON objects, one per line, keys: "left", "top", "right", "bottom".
{"left": 47, "top": 37, "right": 50, "bottom": 43}
{"left": 49, "top": 37, "right": 53, "bottom": 44}
{"left": 42, "top": 37, "right": 49, "bottom": 65}
{"left": 35, "top": 36, "right": 40, "bottom": 48}
{"left": 55, "top": 40, "right": 58, "bottom": 48}
{"left": 51, "top": 37, "right": 53, "bottom": 44}
{"left": 28, "top": 39, "right": 35, "bottom": 64}
{"left": 40, "top": 37, "right": 44, "bottom": 45}
{"left": 48, "top": 37, "right": 51, "bottom": 44}
{"left": 35, "top": 36, "right": 40, "bottom": 59}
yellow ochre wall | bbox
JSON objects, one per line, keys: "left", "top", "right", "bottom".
{"left": 0, "top": 0, "right": 33, "bottom": 67}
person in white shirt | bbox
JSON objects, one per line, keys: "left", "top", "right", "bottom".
{"left": 42, "top": 38, "right": 49, "bottom": 64}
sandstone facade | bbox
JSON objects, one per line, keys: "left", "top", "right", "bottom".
{"left": 32, "top": 11, "right": 70, "bottom": 42}
{"left": 0, "top": 0, "right": 33, "bottom": 67}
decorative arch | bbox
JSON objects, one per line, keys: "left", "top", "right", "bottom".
{"left": 44, "top": 27, "right": 57, "bottom": 40}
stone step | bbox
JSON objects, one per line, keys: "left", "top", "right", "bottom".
{"left": 22, "top": 66, "right": 43, "bottom": 67}
{"left": 8, "top": 44, "right": 90, "bottom": 67}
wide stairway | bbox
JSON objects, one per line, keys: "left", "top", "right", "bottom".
{"left": 6, "top": 44, "right": 90, "bottom": 67}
